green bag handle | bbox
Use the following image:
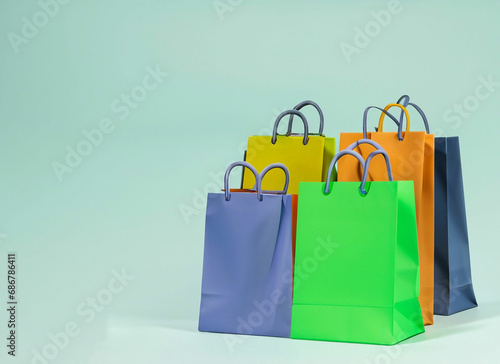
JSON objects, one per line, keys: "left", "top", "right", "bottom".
{"left": 287, "top": 100, "right": 324, "bottom": 135}
{"left": 224, "top": 161, "right": 261, "bottom": 201}
{"left": 324, "top": 150, "right": 366, "bottom": 194}
{"left": 272, "top": 110, "right": 309, "bottom": 145}
{"left": 259, "top": 163, "right": 290, "bottom": 197}
{"left": 360, "top": 150, "right": 393, "bottom": 195}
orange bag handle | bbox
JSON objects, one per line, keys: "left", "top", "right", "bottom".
{"left": 378, "top": 103, "right": 410, "bottom": 135}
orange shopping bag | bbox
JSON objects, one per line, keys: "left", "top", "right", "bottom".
{"left": 338, "top": 104, "right": 435, "bottom": 325}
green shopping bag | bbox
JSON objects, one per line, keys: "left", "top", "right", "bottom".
{"left": 291, "top": 146, "right": 424, "bottom": 345}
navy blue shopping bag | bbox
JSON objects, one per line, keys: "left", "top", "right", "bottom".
{"left": 433, "top": 136, "right": 477, "bottom": 314}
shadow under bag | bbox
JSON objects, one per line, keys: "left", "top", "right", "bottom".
{"left": 199, "top": 162, "right": 293, "bottom": 337}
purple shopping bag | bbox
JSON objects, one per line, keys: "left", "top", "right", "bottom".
{"left": 198, "top": 162, "right": 293, "bottom": 337}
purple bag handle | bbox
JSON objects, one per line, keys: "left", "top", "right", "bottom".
{"left": 287, "top": 100, "right": 324, "bottom": 135}
{"left": 345, "top": 138, "right": 386, "bottom": 153}
{"left": 325, "top": 140, "right": 393, "bottom": 195}
{"left": 224, "top": 162, "right": 261, "bottom": 201}
{"left": 363, "top": 106, "right": 404, "bottom": 140}
{"left": 393, "top": 95, "right": 430, "bottom": 134}
{"left": 342, "top": 139, "right": 393, "bottom": 194}
{"left": 397, "top": 95, "right": 410, "bottom": 107}
{"left": 360, "top": 150, "right": 393, "bottom": 195}
{"left": 324, "top": 150, "right": 366, "bottom": 194}
{"left": 272, "top": 110, "right": 309, "bottom": 145}
{"left": 259, "top": 163, "right": 290, "bottom": 197}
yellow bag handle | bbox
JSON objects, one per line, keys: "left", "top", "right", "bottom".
{"left": 378, "top": 103, "right": 410, "bottom": 133}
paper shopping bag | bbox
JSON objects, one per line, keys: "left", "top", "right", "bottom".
{"left": 199, "top": 162, "right": 294, "bottom": 337}
{"left": 291, "top": 148, "right": 424, "bottom": 345}
{"left": 338, "top": 104, "right": 435, "bottom": 325}
{"left": 243, "top": 102, "right": 335, "bottom": 194}
{"left": 392, "top": 95, "right": 478, "bottom": 315}
{"left": 434, "top": 136, "right": 478, "bottom": 314}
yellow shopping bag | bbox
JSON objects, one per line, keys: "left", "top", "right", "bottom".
{"left": 243, "top": 102, "right": 335, "bottom": 194}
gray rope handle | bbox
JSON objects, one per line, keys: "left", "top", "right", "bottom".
{"left": 259, "top": 163, "right": 290, "bottom": 196}
{"left": 375, "top": 95, "right": 408, "bottom": 132}
{"left": 397, "top": 95, "right": 410, "bottom": 107}
{"left": 395, "top": 95, "right": 430, "bottom": 134}
{"left": 324, "top": 150, "right": 366, "bottom": 194}
{"left": 360, "top": 150, "right": 393, "bottom": 195}
{"left": 287, "top": 100, "right": 324, "bottom": 135}
{"left": 224, "top": 162, "right": 261, "bottom": 201}
{"left": 272, "top": 110, "right": 309, "bottom": 145}
{"left": 363, "top": 106, "right": 403, "bottom": 140}
{"left": 345, "top": 138, "right": 386, "bottom": 153}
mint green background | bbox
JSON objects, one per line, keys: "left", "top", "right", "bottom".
{"left": 0, "top": 0, "right": 499, "bottom": 363}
